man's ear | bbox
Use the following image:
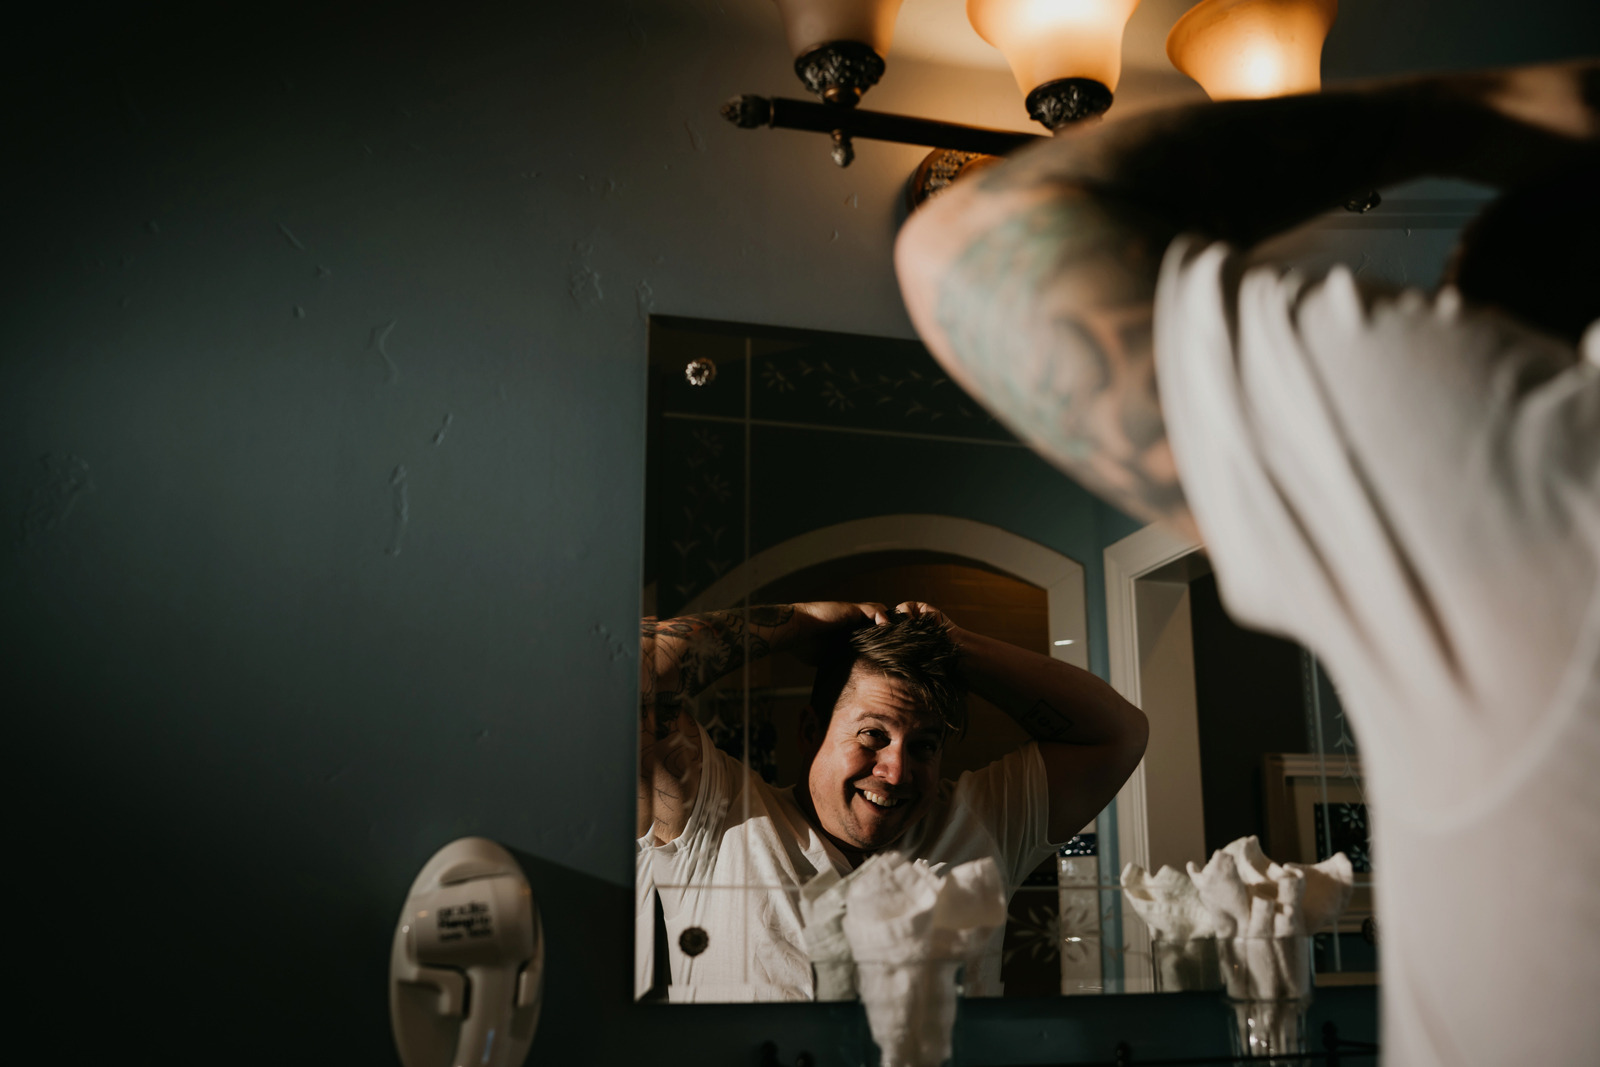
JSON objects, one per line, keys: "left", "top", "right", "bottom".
{"left": 798, "top": 706, "right": 822, "bottom": 758}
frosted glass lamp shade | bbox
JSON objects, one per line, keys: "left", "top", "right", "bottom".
{"left": 1166, "top": 0, "right": 1338, "bottom": 100}
{"left": 771, "top": 0, "right": 904, "bottom": 59}
{"left": 772, "top": 0, "right": 906, "bottom": 105}
{"left": 967, "top": 0, "right": 1142, "bottom": 98}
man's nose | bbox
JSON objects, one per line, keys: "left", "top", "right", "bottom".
{"left": 874, "top": 744, "right": 905, "bottom": 785}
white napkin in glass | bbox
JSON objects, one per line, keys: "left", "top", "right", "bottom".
{"left": 799, "top": 867, "right": 857, "bottom": 1001}
{"left": 840, "top": 853, "right": 1005, "bottom": 1067}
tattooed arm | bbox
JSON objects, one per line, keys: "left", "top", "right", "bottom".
{"left": 895, "top": 61, "right": 1598, "bottom": 535}
{"left": 639, "top": 601, "right": 890, "bottom": 844}
{"left": 896, "top": 602, "right": 1147, "bottom": 842}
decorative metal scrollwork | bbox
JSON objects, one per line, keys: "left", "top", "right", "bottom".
{"left": 1026, "top": 78, "right": 1114, "bottom": 131}
{"left": 907, "top": 150, "right": 1002, "bottom": 210}
{"left": 793, "top": 41, "right": 886, "bottom": 107}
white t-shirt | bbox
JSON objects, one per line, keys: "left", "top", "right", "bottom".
{"left": 1154, "top": 236, "right": 1600, "bottom": 1065}
{"left": 636, "top": 730, "right": 1059, "bottom": 1002}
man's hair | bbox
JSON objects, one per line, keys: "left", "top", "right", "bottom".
{"left": 1447, "top": 158, "right": 1600, "bottom": 345}
{"left": 808, "top": 614, "right": 968, "bottom": 738}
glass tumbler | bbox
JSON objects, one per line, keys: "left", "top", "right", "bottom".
{"left": 1216, "top": 935, "right": 1314, "bottom": 1062}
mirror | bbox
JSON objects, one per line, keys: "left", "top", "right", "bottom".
{"left": 1106, "top": 532, "right": 1374, "bottom": 993}
{"left": 636, "top": 316, "right": 1373, "bottom": 1003}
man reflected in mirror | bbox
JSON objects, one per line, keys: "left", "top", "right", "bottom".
{"left": 638, "top": 601, "right": 1146, "bottom": 1001}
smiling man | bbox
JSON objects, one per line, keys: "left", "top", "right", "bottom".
{"left": 637, "top": 601, "right": 1146, "bottom": 1002}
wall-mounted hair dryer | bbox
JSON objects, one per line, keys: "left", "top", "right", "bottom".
{"left": 390, "top": 838, "right": 544, "bottom": 1067}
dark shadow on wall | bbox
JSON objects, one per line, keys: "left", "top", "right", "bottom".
{"left": 506, "top": 849, "right": 636, "bottom": 1061}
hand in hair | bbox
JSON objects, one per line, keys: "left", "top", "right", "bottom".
{"left": 638, "top": 601, "right": 890, "bottom": 842}
{"left": 891, "top": 601, "right": 956, "bottom": 634}
{"left": 784, "top": 601, "right": 893, "bottom": 665}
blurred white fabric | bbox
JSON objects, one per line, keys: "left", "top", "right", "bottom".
{"left": 1155, "top": 237, "right": 1600, "bottom": 1065}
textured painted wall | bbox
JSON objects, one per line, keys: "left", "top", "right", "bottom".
{"left": 3, "top": 0, "right": 1590, "bottom": 1063}
{"left": 0, "top": 3, "right": 1078, "bottom": 1061}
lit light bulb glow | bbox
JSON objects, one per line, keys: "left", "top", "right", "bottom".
{"left": 968, "top": 0, "right": 1143, "bottom": 96}
{"left": 1166, "top": 0, "right": 1337, "bottom": 101}
{"left": 1239, "top": 43, "right": 1286, "bottom": 97}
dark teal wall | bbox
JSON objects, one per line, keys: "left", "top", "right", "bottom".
{"left": 5, "top": 0, "right": 1589, "bottom": 1062}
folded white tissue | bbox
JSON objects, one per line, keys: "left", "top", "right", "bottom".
{"left": 804, "top": 853, "right": 1005, "bottom": 1067}
{"left": 1123, "top": 836, "right": 1354, "bottom": 961}
{"left": 1122, "top": 836, "right": 1354, "bottom": 1056}
{"left": 799, "top": 866, "right": 856, "bottom": 1002}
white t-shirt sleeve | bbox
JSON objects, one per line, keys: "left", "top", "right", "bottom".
{"left": 950, "top": 741, "right": 1059, "bottom": 888}
{"left": 1153, "top": 236, "right": 1600, "bottom": 818}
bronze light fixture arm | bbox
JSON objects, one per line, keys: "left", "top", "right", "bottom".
{"left": 721, "top": 94, "right": 1042, "bottom": 162}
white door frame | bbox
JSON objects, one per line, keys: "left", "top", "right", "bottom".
{"left": 1103, "top": 521, "right": 1203, "bottom": 989}
{"left": 684, "top": 514, "right": 1089, "bottom": 671}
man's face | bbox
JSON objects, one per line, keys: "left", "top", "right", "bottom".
{"left": 802, "top": 670, "right": 944, "bottom": 853}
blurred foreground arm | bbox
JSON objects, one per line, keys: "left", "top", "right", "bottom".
{"left": 895, "top": 61, "right": 1598, "bottom": 536}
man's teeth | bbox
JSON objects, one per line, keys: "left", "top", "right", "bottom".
{"left": 860, "top": 789, "right": 903, "bottom": 808}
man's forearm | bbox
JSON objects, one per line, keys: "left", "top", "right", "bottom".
{"left": 954, "top": 629, "right": 1146, "bottom": 750}
{"left": 984, "top": 67, "right": 1596, "bottom": 251}
{"left": 639, "top": 606, "right": 797, "bottom": 840}
{"left": 642, "top": 605, "right": 798, "bottom": 708}
{"left": 896, "top": 63, "right": 1596, "bottom": 533}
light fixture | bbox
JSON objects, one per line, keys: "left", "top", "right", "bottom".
{"left": 728, "top": 0, "right": 1151, "bottom": 172}
{"left": 905, "top": 148, "right": 1004, "bottom": 210}
{"left": 1166, "top": 0, "right": 1338, "bottom": 101}
{"left": 771, "top": 0, "right": 906, "bottom": 107}
{"left": 1165, "top": 1, "right": 1375, "bottom": 212}
{"left": 968, "top": 0, "right": 1143, "bottom": 130}
{"left": 723, "top": 0, "right": 1362, "bottom": 211}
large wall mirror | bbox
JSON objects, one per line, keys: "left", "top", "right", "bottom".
{"left": 636, "top": 316, "right": 1374, "bottom": 1003}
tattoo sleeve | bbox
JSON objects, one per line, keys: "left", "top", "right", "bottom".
{"left": 641, "top": 606, "right": 791, "bottom": 707}
{"left": 933, "top": 191, "right": 1187, "bottom": 524}
{"left": 638, "top": 606, "right": 796, "bottom": 840}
